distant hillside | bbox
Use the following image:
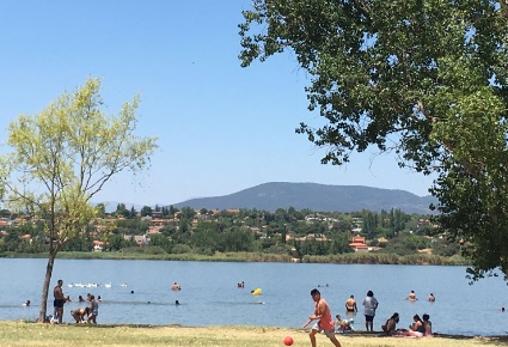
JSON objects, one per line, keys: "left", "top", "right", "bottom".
{"left": 173, "top": 182, "right": 436, "bottom": 214}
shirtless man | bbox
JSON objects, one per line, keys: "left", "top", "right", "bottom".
{"left": 308, "top": 288, "right": 341, "bottom": 347}
{"left": 344, "top": 295, "right": 357, "bottom": 313}
{"left": 53, "top": 279, "right": 67, "bottom": 323}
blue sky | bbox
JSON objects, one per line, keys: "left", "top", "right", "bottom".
{"left": 0, "top": 0, "right": 434, "bottom": 205}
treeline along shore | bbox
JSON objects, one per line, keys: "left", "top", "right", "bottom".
{"left": 0, "top": 250, "right": 467, "bottom": 266}
{"left": 0, "top": 206, "right": 467, "bottom": 265}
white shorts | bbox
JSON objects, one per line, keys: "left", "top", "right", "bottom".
{"left": 311, "top": 321, "right": 335, "bottom": 338}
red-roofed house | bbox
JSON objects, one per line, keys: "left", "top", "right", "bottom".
{"left": 349, "top": 235, "right": 369, "bottom": 252}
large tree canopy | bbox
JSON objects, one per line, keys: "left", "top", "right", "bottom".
{"left": 0, "top": 78, "right": 157, "bottom": 320}
{"left": 240, "top": 0, "right": 508, "bottom": 281}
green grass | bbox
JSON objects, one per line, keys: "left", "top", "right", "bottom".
{"left": 0, "top": 322, "right": 506, "bottom": 347}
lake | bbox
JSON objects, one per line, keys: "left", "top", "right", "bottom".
{"left": 0, "top": 258, "right": 506, "bottom": 336}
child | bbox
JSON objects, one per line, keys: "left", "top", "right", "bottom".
{"left": 335, "top": 314, "right": 354, "bottom": 333}
{"left": 71, "top": 307, "right": 90, "bottom": 324}
{"left": 87, "top": 295, "right": 99, "bottom": 324}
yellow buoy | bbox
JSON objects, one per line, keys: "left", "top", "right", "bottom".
{"left": 251, "top": 288, "right": 263, "bottom": 296}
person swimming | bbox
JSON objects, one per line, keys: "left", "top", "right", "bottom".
{"left": 407, "top": 290, "right": 417, "bottom": 301}
{"left": 23, "top": 300, "right": 30, "bottom": 307}
{"left": 171, "top": 282, "right": 181, "bottom": 291}
{"left": 428, "top": 293, "right": 436, "bottom": 302}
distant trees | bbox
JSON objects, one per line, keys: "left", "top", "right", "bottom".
{"left": 0, "top": 204, "right": 459, "bottom": 261}
{"left": 140, "top": 206, "right": 153, "bottom": 217}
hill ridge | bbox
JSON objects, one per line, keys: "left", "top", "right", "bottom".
{"left": 173, "top": 182, "right": 435, "bottom": 214}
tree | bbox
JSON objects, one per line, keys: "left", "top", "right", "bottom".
{"left": 95, "top": 203, "right": 106, "bottom": 218}
{"left": 115, "top": 203, "right": 130, "bottom": 218}
{"left": 140, "top": 205, "right": 153, "bottom": 217}
{"left": 0, "top": 78, "right": 156, "bottom": 321}
{"left": 240, "top": 1, "right": 508, "bottom": 280}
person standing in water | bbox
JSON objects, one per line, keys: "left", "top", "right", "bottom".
{"left": 362, "top": 290, "right": 379, "bottom": 332}
{"left": 307, "top": 288, "right": 342, "bottom": 347}
{"left": 344, "top": 295, "right": 357, "bottom": 313}
{"left": 53, "top": 279, "right": 68, "bottom": 323}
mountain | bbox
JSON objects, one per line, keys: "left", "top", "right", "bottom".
{"left": 173, "top": 182, "right": 436, "bottom": 214}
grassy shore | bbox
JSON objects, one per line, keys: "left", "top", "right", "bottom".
{"left": 0, "top": 250, "right": 467, "bottom": 266}
{"left": 0, "top": 322, "right": 505, "bottom": 347}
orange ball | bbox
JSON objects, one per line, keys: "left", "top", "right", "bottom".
{"left": 283, "top": 336, "right": 294, "bottom": 346}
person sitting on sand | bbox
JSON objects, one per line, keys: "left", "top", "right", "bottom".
{"left": 382, "top": 312, "right": 399, "bottom": 336}
{"left": 407, "top": 314, "right": 425, "bottom": 337}
{"left": 335, "top": 314, "right": 354, "bottom": 333}
{"left": 422, "top": 314, "right": 432, "bottom": 336}
{"left": 407, "top": 290, "right": 417, "bottom": 302}
{"left": 71, "top": 307, "right": 90, "bottom": 324}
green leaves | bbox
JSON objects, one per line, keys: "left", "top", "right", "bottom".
{"left": 240, "top": 0, "right": 508, "bottom": 280}
{"left": 1, "top": 78, "right": 157, "bottom": 247}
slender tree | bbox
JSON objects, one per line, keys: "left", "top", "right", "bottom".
{"left": 0, "top": 78, "right": 157, "bottom": 321}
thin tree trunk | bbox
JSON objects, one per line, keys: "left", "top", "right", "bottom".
{"left": 37, "top": 252, "right": 56, "bottom": 322}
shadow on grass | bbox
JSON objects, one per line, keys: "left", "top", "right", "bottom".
{"left": 433, "top": 334, "right": 508, "bottom": 346}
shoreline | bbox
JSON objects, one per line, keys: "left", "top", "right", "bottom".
{"left": 0, "top": 251, "right": 468, "bottom": 266}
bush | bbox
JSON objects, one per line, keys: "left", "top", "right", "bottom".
{"left": 143, "top": 246, "right": 166, "bottom": 255}
{"left": 171, "top": 244, "right": 192, "bottom": 254}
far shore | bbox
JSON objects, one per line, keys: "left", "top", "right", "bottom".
{"left": 0, "top": 321, "right": 505, "bottom": 347}
{"left": 0, "top": 250, "right": 467, "bottom": 266}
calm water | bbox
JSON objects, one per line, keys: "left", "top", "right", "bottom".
{"left": 0, "top": 258, "right": 506, "bottom": 335}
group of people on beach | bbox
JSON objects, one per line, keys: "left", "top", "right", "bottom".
{"left": 306, "top": 288, "right": 435, "bottom": 347}
{"left": 52, "top": 279, "right": 99, "bottom": 324}
{"left": 381, "top": 312, "right": 432, "bottom": 337}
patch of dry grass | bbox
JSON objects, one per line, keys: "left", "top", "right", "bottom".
{"left": 0, "top": 322, "right": 506, "bottom": 347}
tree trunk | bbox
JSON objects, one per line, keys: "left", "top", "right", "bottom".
{"left": 37, "top": 252, "right": 56, "bottom": 322}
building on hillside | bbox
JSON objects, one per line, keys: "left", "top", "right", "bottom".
{"left": 148, "top": 225, "right": 163, "bottom": 235}
{"left": 133, "top": 235, "right": 148, "bottom": 246}
{"left": 92, "top": 240, "right": 105, "bottom": 252}
{"left": 349, "top": 235, "right": 369, "bottom": 252}
{"left": 151, "top": 211, "right": 163, "bottom": 218}
{"left": 19, "top": 234, "right": 32, "bottom": 241}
